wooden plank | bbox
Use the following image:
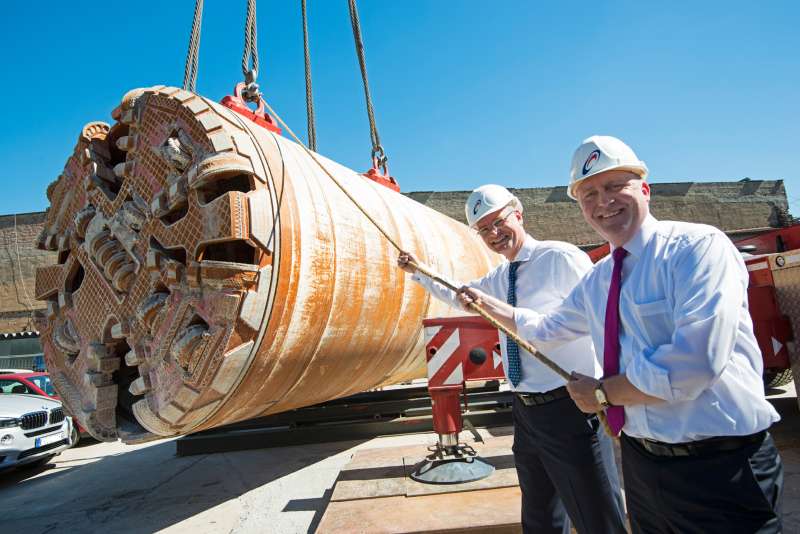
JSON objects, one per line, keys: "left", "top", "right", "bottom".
{"left": 332, "top": 446, "right": 418, "bottom": 501}
{"left": 332, "top": 464, "right": 408, "bottom": 501}
{"left": 322, "top": 436, "right": 522, "bottom": 533}
{"left": 317, "top": 487, "right": 522, "bottom": 534}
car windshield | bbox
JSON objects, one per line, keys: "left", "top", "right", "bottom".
{"left": 0, "top": 379, "right": 31, "bottom": 394}
{"left": 28, "top": 375, "right": 56, "bottom": 396}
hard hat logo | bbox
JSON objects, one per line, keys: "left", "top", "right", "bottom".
{"left": 582, "top": 150, "right": 601, "bottom": 176}
{"left": 567, "top": 135, "right": 648, "bottom": 200}
{"left": 473, "top": 199, "right": 482, "bottom": 215}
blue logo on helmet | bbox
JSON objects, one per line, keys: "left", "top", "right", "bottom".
{"left": 582, "top": 150, "right": 601, "bottom": 176}
{"left": 473, "top": 199, "right": 482, "bottom": 215}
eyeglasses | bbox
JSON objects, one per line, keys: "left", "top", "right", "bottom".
{"left": 476, "top": 208, "right": 514, "bottom": 237}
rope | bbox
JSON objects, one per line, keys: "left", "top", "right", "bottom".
{"left": 301, "top": 0, "right": 317, "bottom": 152}
{"left": 259, "top": 96, "right": 612, "bottom": 435}
{"left": 241, "top": 0, "right": 262, "bottom": 102}
{"left": 182, "top": 0, "right": 204, "bottom": 93}
{"left": 347, "top": 0, "right": 387, "bottom": 166}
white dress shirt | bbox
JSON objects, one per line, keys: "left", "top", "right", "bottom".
{"left": 413, "top": 234, "right": 601, "bottom": 393}
{"left": 515, "top": 215, "right": 780, "bottom": 443}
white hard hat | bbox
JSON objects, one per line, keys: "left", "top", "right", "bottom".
{"left": 568, "top": 135, "right": 648, "bottom": 199}
{"left": 464, "top": 184, "right": 522, "bottom": 228}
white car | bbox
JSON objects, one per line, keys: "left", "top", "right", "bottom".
{"left": 0, "top": 394, "right": 73, "bottom": 471}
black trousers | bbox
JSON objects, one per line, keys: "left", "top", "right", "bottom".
{"left": 512, "top": 396, "right": 627, "bottom": 534}
{"left": 621, "top": 431, "right": 783, "bottom": 534}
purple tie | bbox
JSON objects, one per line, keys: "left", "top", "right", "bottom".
{"left": 604, "top": 247, "right": 628, "bottom": 435}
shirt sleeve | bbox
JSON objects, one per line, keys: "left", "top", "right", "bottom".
{"left": 514, "top": 279, "right": 591, "bottom": 350}
{"left": 548, "top": 248, "right": 593, "bottom": 299}
{"left": 412, "top": 266, "right": 501, "bottom": 311}
{"left": 625, "top": 232, "right": 747, "bottom": 402}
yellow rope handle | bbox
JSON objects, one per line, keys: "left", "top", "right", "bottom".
{"left": 260, "top": 98, "right": 614, "bottom": 438}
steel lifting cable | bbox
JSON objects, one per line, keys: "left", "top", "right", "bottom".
{"left": 256, "top": 97, "right": 614, "bottom": 436}
{"left": 241, "top": 0, "right": 262, "bottom": 102}
{"left": 182, "top": 0, "right": 259, "bottom": 98}
{"left": 348, "top": 0, "right": 387, "bottom": 169}
{"left": 301, "top": 0, "right": 318, "bottom": 152}
{"left": 182, "top": 0, "right": 204, "bottom": 92}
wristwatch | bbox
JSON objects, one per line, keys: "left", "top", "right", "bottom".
{"left": 594, "top": 381, "right": 611, "bottom": 408}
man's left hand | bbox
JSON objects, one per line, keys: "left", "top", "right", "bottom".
{"left": 566, "top": 372, "right": 602, "bottom": 413}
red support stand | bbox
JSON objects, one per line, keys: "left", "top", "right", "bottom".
{"left": 410, "top": 316, "right": 505, "bottom": 484}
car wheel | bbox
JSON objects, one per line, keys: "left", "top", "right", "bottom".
{"left": 764, "top": 368, "right": 794, "bottom": 389}
{"left": 70, "top": 425, "right": 80, "bottom": 446}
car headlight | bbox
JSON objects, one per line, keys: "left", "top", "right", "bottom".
{"left": 0, "top": 417, "right": 20, "bottom": 428}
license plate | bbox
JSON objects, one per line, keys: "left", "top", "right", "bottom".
{"left": 36, "top": 432, "right": 65, "bottom": 447}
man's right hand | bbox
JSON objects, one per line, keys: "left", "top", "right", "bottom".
{"left": 458, "top": 287, "right": 518, "bottom": 332}
{"left": 397, "top": 251, "right": 419, "bottom": 274}
{"left": 457, "top": 286, "right": 485, "bottom": 308}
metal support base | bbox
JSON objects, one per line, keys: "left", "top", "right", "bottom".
{"left": 409, "top": 443, "right": 495, "bottom": 484}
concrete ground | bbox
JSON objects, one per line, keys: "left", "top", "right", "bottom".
{"left": 2, "top": 384, "right": 799, "bottom": 534}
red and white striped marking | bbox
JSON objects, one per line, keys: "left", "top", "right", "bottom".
{"left": 425, "top": 324, "right": 505, "bottom": 386}
{"left": 425, "top": 326, "right": 464, "bottom": 386}
{"left": 747, "top": 261, "right": 769, "bottom": 272}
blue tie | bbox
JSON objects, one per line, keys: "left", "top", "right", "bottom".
{"left": 506, "top": 261, "right": 522, "bottom": 387}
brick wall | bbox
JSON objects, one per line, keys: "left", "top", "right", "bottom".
{"left": 0, "top": 212, "right": 56, "bottom": 333}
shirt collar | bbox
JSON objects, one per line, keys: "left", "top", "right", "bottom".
{"left": 512, "top": 234, "right": 538, "bottom": 262}
{"left": 612, "top": 214, "right": 658, "bottom": 259}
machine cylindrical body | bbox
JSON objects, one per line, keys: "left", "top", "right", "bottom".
{"left": 34, "top": 86, "right": 501, "bottom": 443}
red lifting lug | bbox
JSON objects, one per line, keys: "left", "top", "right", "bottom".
{"left": 362, "top": 157, "right": 400, "bottom": 193}
{"left": 220, "top": 82, "right": 282, "bottom": 134}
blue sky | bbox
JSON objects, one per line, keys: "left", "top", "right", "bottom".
{"left": 0, "top": 1, "right": 798, "bottom": 216}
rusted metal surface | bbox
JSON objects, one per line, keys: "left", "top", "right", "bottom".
{"left": 34, "top": 85, "right": 501, "bottom": 443}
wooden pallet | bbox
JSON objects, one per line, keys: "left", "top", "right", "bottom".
{"left": 317, "top": 435, "right": 523, "bottom": 534}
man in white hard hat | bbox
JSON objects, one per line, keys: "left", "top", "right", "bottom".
{"left": 398, "top": 185, "right": 627, "bottom": 534}
{"left": 458, "top": 136, "right": 784, "bottom": 533}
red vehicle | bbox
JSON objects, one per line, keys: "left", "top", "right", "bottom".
{"left": 0, "top": 371, "right": 85, "bottom": 443}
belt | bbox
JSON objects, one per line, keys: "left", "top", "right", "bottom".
{"left": 625, "top": 430, "right": 766, "bottom": 457}
{"left": 515, "top": 386, "right": 569, "bottom": 407}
